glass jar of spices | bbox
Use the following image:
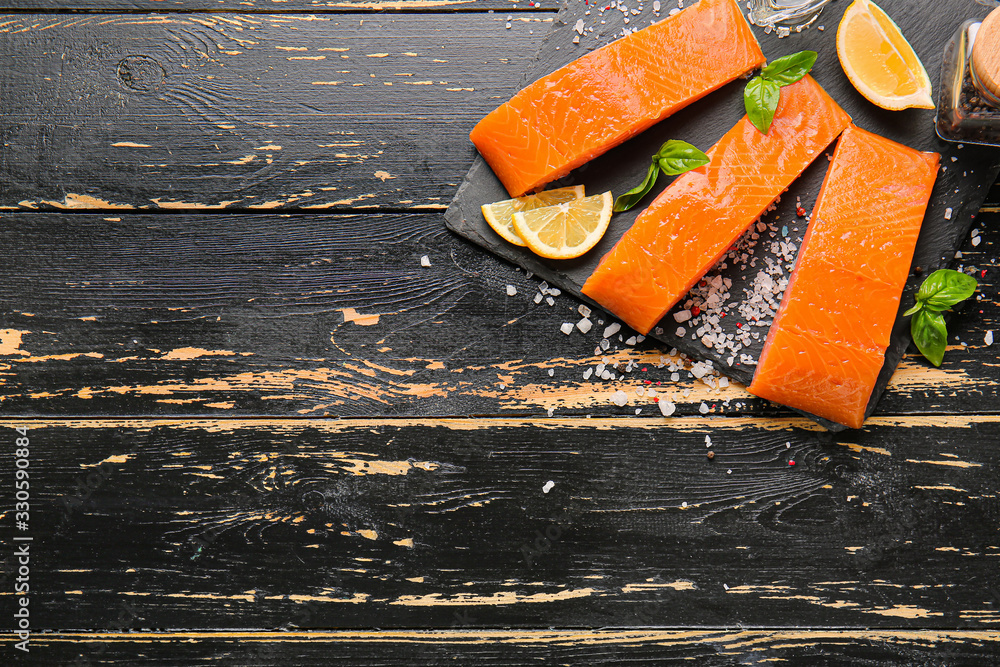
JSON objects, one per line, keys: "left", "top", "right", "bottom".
{"left": 936, "top": 6, "right": 1000, "bottom": 146}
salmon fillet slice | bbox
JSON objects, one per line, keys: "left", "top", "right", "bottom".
{"left": 748, "top": 124, "right": 940, "bottom": 429}
{"left": 581, "top": 75, "right": 851, "bottom": 335}
{"left": 470, "top": 0, "right": 764, "bottom": 197}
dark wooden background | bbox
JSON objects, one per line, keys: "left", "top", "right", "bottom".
{"left": 1, "top": 0, "right": 999, "bottom": 663}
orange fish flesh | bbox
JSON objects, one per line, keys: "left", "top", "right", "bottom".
{"left": 581, "top": 75, "right": 851, "bottom": 335}
{"left": 747, "top": 124, "right": 939, "bottom": 429}
{"left": 470, "top": 0, "right": 764, "bottom": 198}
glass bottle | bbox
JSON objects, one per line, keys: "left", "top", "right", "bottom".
{"left": 746, "top": 0, "right": 833, "bottom": 36}
{"left": 936, "top": 7, "right": 1000, "bottom": 147}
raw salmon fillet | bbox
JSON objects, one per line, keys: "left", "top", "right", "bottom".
{"left": 581, "top": 75, "right": 851, "bottom": 335}
{"left": 748, "top": 124, "right": 939, "bottom": 429}
{"left": 470, "top": 0, "right": 764, "bottom": 197}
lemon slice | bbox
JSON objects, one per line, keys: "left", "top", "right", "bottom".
{"left": 481, "top": 185, "right": 585, "bottom": 247}
{"left": 836, "top": 0, "right": 933, "bottom": 111}
{"left": 512, "top": 191, "right": 613, "bottom": 260}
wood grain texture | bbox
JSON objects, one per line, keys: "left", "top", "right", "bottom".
{"left": 0, "top": 12, "right": 551, "bottom": 211}
{"left": 7, "top": 630, "right": 1000, "bottom": 665}
{"left": 4, "top": 416, "right": 999, "bottom": 630}
{"left": 1, "top": 0, "right": 561, "bottom": 11}
{"left": 0, "top": 210, "right": 995, "bottom": 418}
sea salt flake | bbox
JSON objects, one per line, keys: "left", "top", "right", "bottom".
{"left": 944, "top": 207, "right": 953, "bottom": 220}
{"left": 611, "top": 390, "right": 629, "bottom": 407}
{"left": 546, "top": 296, "right": 555, "bottom": 306}
{"left": 420, "top": 255, "right": 431, "bottom": 267}
{"left": 986, "top": 330, "right": 994, "bottom": 346}
{"left": 577, "top": 318, "right": 593, "bottom": 333}
{"left": 560, "top": 322, "right": 574, "bottom": 335}
{"left": 625, "top": 336, "right": 637, "bottom": 345}
{"left": 533, "top": 293, "right": 543, "bottom": 304}
{"left": 973, "top": 236, "right": 981, "bottom": 247}
{"left": 699, "top": 402, "right": 709, "bottom": 414}
{"left": 604, "top": 322, "right": 621, "bottom": 338}
{"left": 574, "top": 18, "right": 585, "bottom": 34}
{"left": 506, "top": 284, "right": 517, "bottom": 296}
{"left": 547, "top": 368, "right": 555, "bottom": 377}
{"left": 578, "top": 305, "right": 592, "bottom": 317}
{"left": 542, "top": 480, "right": 555, "bottom": 494}
{"left": 658, "top": 400, "right": 676, "bottom": 416}
{"left": 583, "top": 368, "right": 593, "bottom": 380}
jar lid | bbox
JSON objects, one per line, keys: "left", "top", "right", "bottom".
{"left": 972, "top": 7, "right": 1000, "bottom": 104}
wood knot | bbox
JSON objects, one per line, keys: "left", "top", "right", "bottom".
{"left": 117, "top": 55, "right": 165, "bottom": 93}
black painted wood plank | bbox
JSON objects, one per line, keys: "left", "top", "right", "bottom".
{"left": 1, "top": 0, "right": 561, "bottom": 12}
{"left": 4, "top": 416, "right": 999, "bottom": 630}
{"left": 11, "top": 630, "right": 1000, "bottom": 665}
{"left": 0, "top": 12, "right": 548, "bottom": 211}
{"left": 0, "top": 211, "right": 996, "bottom": 418}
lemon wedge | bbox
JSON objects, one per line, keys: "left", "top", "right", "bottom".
{"left": 481, "top": 185, "right": 585, "bottom": 247}
{"left": 836, "top": 0, "right": 933, "bottom": 111}
{"left": 512, "top": 191, "right": 613, "bottom": 260}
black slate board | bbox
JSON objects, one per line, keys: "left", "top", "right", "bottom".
{"left": 445, "top": 0, "right": 1000, "bottom": 429}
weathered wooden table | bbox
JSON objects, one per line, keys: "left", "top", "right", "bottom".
{"left": 1, "top": 0, "right": 999, "bottom": 663}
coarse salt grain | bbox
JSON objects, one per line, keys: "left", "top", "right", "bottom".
{"left": 420, "top": 255, "right": 431, "bottom": 267}
{"left": 542, "top": 480, "right": 555, "bottom": 493}
{"left": 577, "top": 318, "right": 593, "bottom": 333}
{"left": 578, "top": 304, "right": 591, "bottom": 317}
{"left": 986, "top": 330, "right": 994, "bottom": 346}
{"left": 546, "top": 296, "right": 555, "bottom": 306}
{"left": 611, "top": 390, "right": 629, "bottom": 406}
{"left": 604, "top": 322, "right": 621, "bottom": 338}
{"left": 699, "top": 402, "right": 709, "bottom": 414}
{"left": 560, "top": 322, "right": 574, "bottom": 335}
{"left": 506, "top": 284, "right": 517, "bottom": 296}
{"left": 944, "top": 207, "right": 953, "bottom": 220}
{"left": 658, "top": 400, "right": 676, "bottom": 416}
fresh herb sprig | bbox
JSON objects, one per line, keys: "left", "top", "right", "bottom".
{"left": 613, "top": 140, "right": 710, "bottom": 212}
{"left": 744, "top": 51, "right": 818, "bottom": 134}
{"left": 904, "top": 269, "right": 978, "bottom": 367}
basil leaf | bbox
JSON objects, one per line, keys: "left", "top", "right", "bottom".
{"left": 761, "top": 50, "right": 818, "bottom": 86}
{"left": 613, "top": 161, "right": 659, "bottom": 213}
{"left": 744, "top": 76, "right": 781, "bottom": 134}
{"left": 915, "top": 269, "right": 978, "bottom": 311}
{"left": 911, "top": 308, "right": 948, "bottom": 367}
{"left": 902, "top": 303, "right": 922, "bottom": 317}
{"left": 655, "top": 140, "right": 710, "bottom": 176}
